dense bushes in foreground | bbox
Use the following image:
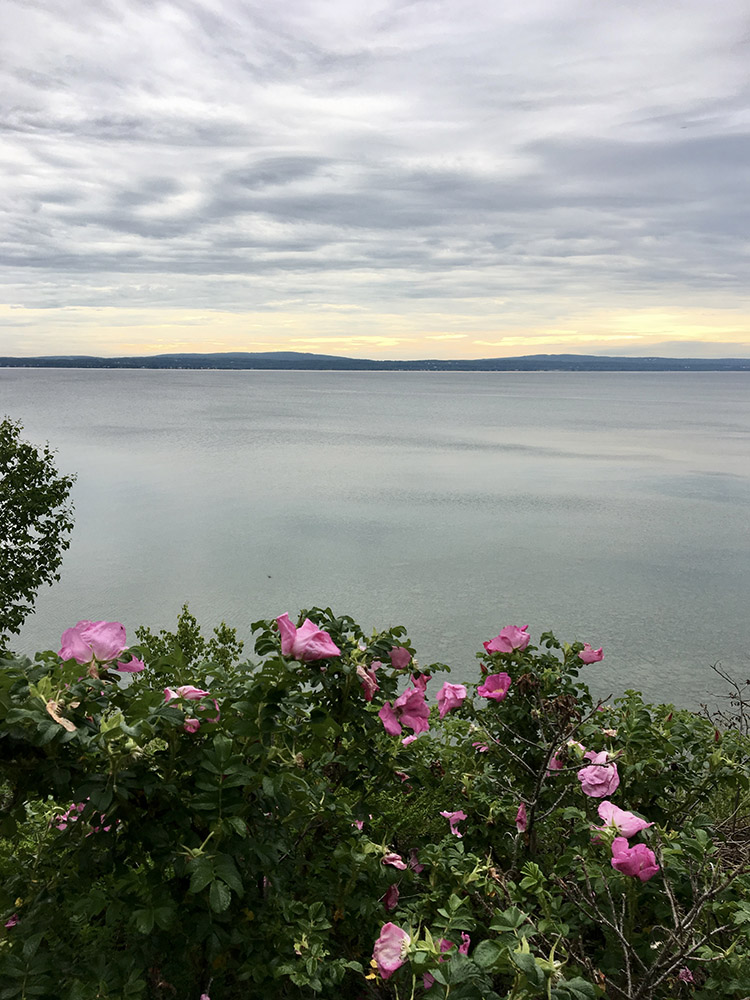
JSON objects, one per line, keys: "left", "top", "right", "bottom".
{"left": 1, "top": 608, "right": 749, "bottom": 1000}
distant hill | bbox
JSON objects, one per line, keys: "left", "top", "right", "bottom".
{"left": 1, "top": 351, "right": 750, "bottom": 371}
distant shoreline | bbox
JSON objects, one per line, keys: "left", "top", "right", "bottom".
{"left": 2, "top": 350, "right": 750, "bottom": 373}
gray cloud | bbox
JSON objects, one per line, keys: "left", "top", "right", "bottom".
{"left": 1, "top": 0, "right": 749, "bottom": 346}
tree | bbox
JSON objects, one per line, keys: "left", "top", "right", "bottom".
{"left": 0, "top": 417, "right": 75, "bottom": 648}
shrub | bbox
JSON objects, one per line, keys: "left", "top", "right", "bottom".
{"left": 0, "top": 609, "right": 748, "bottom": 999}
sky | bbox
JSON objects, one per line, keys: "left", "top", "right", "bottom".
{"left": 2, "top": 0, "right": 750, "bottom": 360}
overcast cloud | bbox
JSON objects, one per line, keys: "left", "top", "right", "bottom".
{"left": 1, "top": 0, "right": 749, "bottom": 357}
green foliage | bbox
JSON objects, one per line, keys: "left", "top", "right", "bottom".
{"left": 0, "top": 418, "right": 75, "bottom": 648}
{"left": 0, "top": 609, "right": 749, "bottom": 999}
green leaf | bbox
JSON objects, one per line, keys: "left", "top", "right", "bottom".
{"left": 472, "top": 939, "right": 505, "bottom": 971}
{"left": 188, "top": 857, "right": 215, "bottom": 894}
{"left": 214, "top": 854, "right": 243, "bottom": 896}
{"left": 512, "top": 950, "right": 545, "bottom": 986}
{"left": 209, "top": 879, "right": 232, "bottom": 913}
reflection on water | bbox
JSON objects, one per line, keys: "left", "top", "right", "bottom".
{"left": 2, "top": 368, "right": 749, "bottom": 708}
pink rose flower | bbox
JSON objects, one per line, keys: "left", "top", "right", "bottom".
{"left": 176, "top": 685, "right": 211, "bottom": 700}
{"left": 373, "top": 923, "right": 411, "bottom": 979}
{"left": 379, "top": 678, "right": 431, "bottom": 736}
{"left": 276, "top": 613, "right": 341, "bottom": 662}
{"left": 547, "top": 754, "right": 564, "bottom": 773}
{"left": 115, "top": 656, "right": 145, "bottom": 673}
{"left": 401, "top": 734, "right": 419, "bottom": 746}
{"left": 579, "top": 642, "right": 604, "bottom": 663}
{"left": 382, "top": 852, "right": 407, "bottom": 870}
{"left": 440, "top": 809, "right": 467, "bottom": 837}
{"left": 596, "top": 800, "right": 653, "bottom": 839}
{"left": 183, "top": 718, "right": 201, "bottom": 734}
{"left": 476, "top": 672, "right": 512, "bottom": 701}
{"left": 59, "top": 621, "right": 127, "bottom": 665}
{"left": 515, "top": 802, "right": 528, "bottom": 833}
{"left": 384, "top": 884, "right": 399, "bottom": 912}
{"left": 577, "top": 751, "right": 620, "bottom": 797}
{"left": 436, "top": 682, "right": 467, "bottom": 718}
{"left": 610, "top": 837, "right": 660, "bottom": 881}
{"left": 483, "top": 625, "right": 530, "bottom": 654}
{"left": 390, "top": 647, "right": 412, "bottom": 669}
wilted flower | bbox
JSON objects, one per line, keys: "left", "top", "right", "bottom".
{"left": 515, "top": 802, "right": 528, "bottom": 833}
{"left": 357, "top": 663, "right": 380, "bottom": 701}
{"left": 610, "top": 837, "right": 660, "bottom": 881}
{"left": 383, "top": 884, "right": 399, "bottom": 912}
{"left": 483, "top": 625, "right": 530, "bottom": 654}
{"left": 476, "top": 672, "right": 512, "bottom": 701}
{"left": 382, "top": 852, "right": 407, "bottom": 870}
{"left": 579, "top": 642, "right": 604, "bottom": 663}
{"left": 373, "top": 923, "right": 410, "bottom": 979}
{"left": 4, "top": 914, "right": 19, "bottom": 929}
{"left": 596, "top": 801, "right": 653, "bottom": 838}
{"left": 408, "top": 848, "right": 424, "bottom": 873}
{"left": 436, "top": 682, "right": 467, "bottom": 718}
{"left": 677, "top": 967, "right": 694, "bottom": 984}
{"left": 276, "top": 613, "right": 341, "bottom": 662}
{"left": 440, "top": 810, "right": 467, "bottom": 837}
{"left": 578, "top": 751, "right": 620, "bottom": 798}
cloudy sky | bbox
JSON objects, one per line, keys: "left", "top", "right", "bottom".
{"left": 2, "top": 0, "right": 750, "bottom": 359}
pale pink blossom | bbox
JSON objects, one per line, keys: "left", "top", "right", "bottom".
{"left": 352, "top": 820, "right": 364, "bottom": 831}
{"left": 59, "top": 621, "right": 127, "bottom": 665}
{"left": 472, "top": 741, "right": 489, "bottom": 752}
{"left": 390, "top": 647, "right": 412, "bottom": 669}
{"left": 116, "top": 656, "right": 145, "bottom": 673}
{"left": 401, "top": 734, "right": 419, "bottom": 746}
{"left": 276, "top": 613, "right": 341, "bottom": 661}
{"left": 483, "top": 625, "right": 530, "bottom": 654}
{"left": 382, "top": 852, "right": 407, "bottom": 870}
{"left": 579, "top": 642, "right": 604, "bottom": 663}
{"left": 610, "top": 837, "right": 660, "bottom": 881}
{"left": 183, "top": 718, "right": 201, "bottom": 734}
{"left": 436, "top": 682, "right": 467, "bottom": 718}
{"left": 176, "top": 685, "right": 211, "bottom": 701}
{"left": 515, "top": 802, "right": 528, "bottom": 833}
{"left": 547, "top": 754, "right": 564, "bottom": 773}
{"left": 578, "top": 751, "right": 620, "bottom": 798}
{"left": 596, "top": 801, "right": 653, "bottom": 838}
{"left": 440, "top": 809, "right": 467, "bottom": 837}
{"left": 476, "top": 672, "right": 512, "bottom": 701}
{"left": 373, "top": 923, "right": 410, "bottom": 979}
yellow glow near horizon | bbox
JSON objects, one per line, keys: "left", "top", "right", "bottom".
{"left": 2, "top": 303, "right": 749, "bottom": 359}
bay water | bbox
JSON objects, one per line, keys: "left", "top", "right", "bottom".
{"left": 2, "top": 368, "right": 748, "bottom": 708}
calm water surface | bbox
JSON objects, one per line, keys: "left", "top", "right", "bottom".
{"left": 2, "top": 369, "right": 749, "bottom": 708}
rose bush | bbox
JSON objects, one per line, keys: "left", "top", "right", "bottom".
{"left": 0, "top": 608, "right": 748, "bottom": 999}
